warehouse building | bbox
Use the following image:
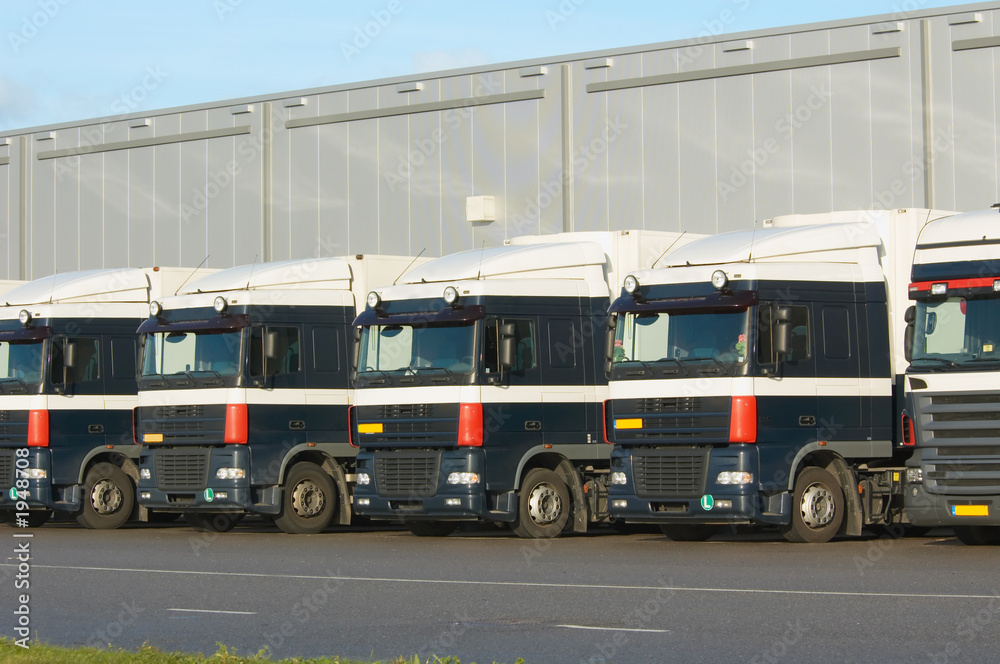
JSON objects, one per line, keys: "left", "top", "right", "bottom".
{"left": 1, "top": 2, "right": 999, "bottom": 279}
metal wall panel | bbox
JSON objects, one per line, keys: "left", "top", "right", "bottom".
{"left": 2, "top": 4, "right": 1000, "bottom": 278}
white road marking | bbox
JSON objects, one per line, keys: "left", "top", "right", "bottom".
{"left": 6, "top": 563, "right": 997, "bottom": 601}
{"left": 557, "top": 624, "right": 670, "bottom": 634}
{"left": 167, "top": 608, "right": 256, "bottom": 615}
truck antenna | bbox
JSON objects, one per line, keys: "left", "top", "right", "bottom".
{"left": 651, "top": 231, "right": 687, "bottom": 268}
{"left": 244, "top": 254, "right": 260, "bottom": 291}
{"left": 392, "top": 249, "right": 426, "bottom": 285}
{"left": 476, "top": 242, "right": 487, "bottom": 280}
{"left": 747, "top": 217, "right": 758, "bottom": 263}
{"left": 174, "top": 256, "right": 210, "bottom": 295}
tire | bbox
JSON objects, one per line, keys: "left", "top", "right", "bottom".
{"left": 0, "top": 509, "right": 52, "bottom": 528}
{"left": 953, "top": 526, "right": 1000, "bottom": 546}
{"left": 512, "top": 468, "right": 570, "bottom": 539}
{"left": 273, "top": 463, "right": 337, "bottom": 535}
{"left": 184, "top": 512, "right": 244, "bottom": 533}
{"left": 76, "top": 462, "right": 135, "bottom": 530}
{"left": 659, "top": 524, "right": 717, "bottom": 541}
{"left": 406, "top": 520, "right": 459, "bottom": 537}
{"left": 781, "top": 467, "right": 845, "bottom": 543}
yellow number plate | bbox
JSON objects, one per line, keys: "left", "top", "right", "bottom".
{"left": 357, "top": 423, "right": 384, "bottom": 434}
{"left": 143, "top": 433, "right": 164, "bottom": 443}
{"left": 952, "top": 505, "right": 989, "bottom": 517}
{"left": 615, "top": 418, "right": 643, "bottom": 430}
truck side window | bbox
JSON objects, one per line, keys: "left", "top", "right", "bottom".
{"left": 249, "top": 326, "right": 301, "bottom": 377}
{"left": 484, "top": 318, "right": 536, "bottom": 374}
{"left": 757, "top": 304, "right": 810, "bottom": 364}
{"left": 52, "top": 337, "right": 101, "bottom": 383}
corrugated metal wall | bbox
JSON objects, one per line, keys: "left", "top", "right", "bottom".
{"left": 1, "top": 4, "right": 999, "bottom": 279}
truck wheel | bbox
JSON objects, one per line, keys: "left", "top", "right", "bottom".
{"left": 781, "top": 467, "right": 844, "bottom": 543}
{"left": 0, "top": 509, "right": 51, "bottom": 528}
{"left": 512, "top": 468, "right": 570, "bottom": 539}
{"left": 406, "top": 520, "right": 459, "bottom": 537}
{"left": 659, "top": 524, "right": 717, "bottom": 541}
{"left": 184, "top": 512, "right": 244, "bottom": 532}
{"left": 76, "top": 462, "right": 135, "bottom": 530}
{"left": 274, "top": 463, "right": 337, "bottom": 535}
{"left": 953, "top": 526, "right": 1000, "bottom": 545}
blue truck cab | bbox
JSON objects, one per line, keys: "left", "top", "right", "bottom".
{"left": 351, "top": 231, "right": 700, "bottom": 538}
{"left": 134, "top": 255, "right": 426, "bottom": 534}
{"left": 605, "top": 210, "right": 956, "bottom": 542}
{"left": 1, "top": 267, "right": 194, "bottom": 529}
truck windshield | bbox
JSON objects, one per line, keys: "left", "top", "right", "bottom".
{"left": 141, "top": 330, "right": 242, "bottom": 377}
{"left": 358, "top": 323, "right": 476, "bottom": 376}
{"left": 0, "top": 340, "right": 44, "bottom": 389}
{"left": 912, "top": 296, "right": 1000, "bottom": 367}
{"left": 614, "top": 310, "right": 749, "bottom": 372}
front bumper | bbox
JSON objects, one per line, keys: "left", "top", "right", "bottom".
{"left": 353, "top": 447, "right": 494, "bottom": 522}
{"left": 1, "top": 448, "right": 58, "bottom": 511}
{"left": 137, "top": 445, "right": 266, "bottom": 513}
{"left": 608, "top": 444, "right": 786, "bottom": 525}
{"left": 904, "top": 481, "right": 998, "bottom": 527}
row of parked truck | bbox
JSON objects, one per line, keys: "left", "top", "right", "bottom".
{"left": 2, "top": 207, "right": 999, "bottom": 544}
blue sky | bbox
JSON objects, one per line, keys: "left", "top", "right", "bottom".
{"left": 0, "top": 0, "right": 982, "bottom": 132}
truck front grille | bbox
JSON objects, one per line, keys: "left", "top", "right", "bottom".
{"left": 154, "top": 449, "right": 211, "bottom": 491}
{"left": 632, "top": 448, "right": 709, "bottom": 498}
{"left": 916, "top": 392, "right": 1000, "bottom": 494}
{"left": 0, "top": 449, "right": 13, "bottom": 487}
{"left": 373, "top": 451, "right": 440, "bottom": 498}
{"left": 612, "top": 397, "right": 729, "bottom": 443}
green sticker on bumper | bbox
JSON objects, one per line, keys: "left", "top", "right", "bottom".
{"left": 700, "top": 495, "right": 714, "bottom": 511}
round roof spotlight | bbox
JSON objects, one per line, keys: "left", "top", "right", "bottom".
{"left": 366, "top": 291, "right": 382, "bottom": 310}
{"left": 623, "top": 275, "right": 639, "bottom": 295}
{"left": 213, "top": 296, "right": 228, "bottom": 314}
{"left": 711, "top": 270, "right": 729, "bottom": 291}
{"left": 149, "top": 301, "right": 162, "bottom": 318}
{"left": 443, "top": 286, "right": 460, "bottom": 305}
{"left": 18, "top": 309, "right": 31, "bottom": 326}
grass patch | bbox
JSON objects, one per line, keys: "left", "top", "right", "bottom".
{"left": 0, "top": 639, "right": 524, "bottom": 664}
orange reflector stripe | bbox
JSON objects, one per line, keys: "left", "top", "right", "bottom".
{"left": 224, "top": 404, "right": 248, "bottom": 444}
{"left": 729, "top": 396, "right": 757, "bottom": 443}
{"left": 27, "top": 409, "right": 49, "bottom": 447}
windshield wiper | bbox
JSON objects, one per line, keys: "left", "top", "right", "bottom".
{"left": 0, "top": 377, "right": 28, "bottom": 393}
{"left": 911, "top": 356, "right": 956, "bottom": 368}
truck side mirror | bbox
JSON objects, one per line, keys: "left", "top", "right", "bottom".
{"left": 263, "top": 330, "right": 279, "bottom": 377}
{"left": 64, "top": 340, "right": 78, "bottom": 371}
{"left": 499, "top": 322, "right": 516, "bottom": 370}
{"left": 350, "top": 327, "right": 362, "bottom": 379}
{"left": 604, "top": 314, "right": 617, "bottom": 377}
{"left": 904, "top": 305, "right": 915, "bottom": 362}
{"left": 773, "top": 307, "right": 792, "bottom": 358}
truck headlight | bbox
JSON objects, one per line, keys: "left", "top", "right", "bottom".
{"left": 20, "top": 469, "right": 46, "bottom": 480}
{"left": 906, "top": 468, "right": 923, "bottom": 484}
{"left": 356, "top": 472, "right": 371, "bottom": 485}
{"left": 140, "top": 468, "right": 151, "bottom": 480}
{"left": 717, "top": 471, "right": 753, "bottom": 485}
{"left": 447, "top": 472, "right": 480, "bottom": 485}
{"left": 610, "top": 472, "right": 628, "bottom": 485}
{"left": 216, "top": 468, "right": 245, "bottom": 480}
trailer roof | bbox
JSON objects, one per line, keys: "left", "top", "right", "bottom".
{"left": 1, "top": 268, "right": 150, "bottom": 306}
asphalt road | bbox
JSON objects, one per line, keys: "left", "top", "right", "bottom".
{"left": 2, "top": 519, "right": 998, "bottom": 664}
